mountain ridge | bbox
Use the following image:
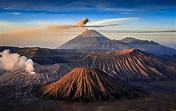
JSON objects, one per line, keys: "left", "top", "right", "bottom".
{"left": 1, "top": 46, "right": 176, "bottom": 82}
{"left": 57, "top": 30, "right": 176, "bottom": 56}
{"left": 79, "top": 49, "right": 176, "bottom": 80}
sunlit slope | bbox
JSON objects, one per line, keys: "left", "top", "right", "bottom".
{"left": 76, "top": 49, "right": 176, "bottom": 81}
{"left": 41, "top": 67, "right": 145, "bottom": 101}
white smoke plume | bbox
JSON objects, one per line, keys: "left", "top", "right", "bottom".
{"left": 0, "top": 49, "right": 35, "bottom": 74}
{"left": 76, "top": 18, "right": 89, "bottom": 32}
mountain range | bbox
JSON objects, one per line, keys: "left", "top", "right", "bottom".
{"left": 0, "top": 29, "right": 176, "bottom": 106}
{"left": 1, "top": 46, "right": 176, "bottom": 82}
{"left": 55, "top": 49, "right": 176, "bottom": 81}
{"left": 57, "top": 30, "right": 176, "bottom": 56}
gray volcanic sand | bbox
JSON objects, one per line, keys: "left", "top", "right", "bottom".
{"left": 1, "top": 81, "right": 176, "bottom": 111}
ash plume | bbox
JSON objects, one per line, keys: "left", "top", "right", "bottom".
{"left": 76, "top": 18, "right": 89, "bottom": 32}
{"left": 0, "top": 49, "right": 35, "bottom": 74}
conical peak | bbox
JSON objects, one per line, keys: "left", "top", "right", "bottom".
{"left": 58, "top": 29, "right": 110, "bottom": 49}
{"left": 41, "top": 67, "right": 146, "bottom": 102}
{"left": 78, "top": 29, "right": 107, "bottom": 38}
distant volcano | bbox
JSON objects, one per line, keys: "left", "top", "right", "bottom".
{"left": 40, "top": 67, "right": 145, "bottom": 102}
{"left": 58, "top": 30, "right": 110, "bottom": 49}
{"left": 57, "top": 30, "right": 176, "bottom": 55}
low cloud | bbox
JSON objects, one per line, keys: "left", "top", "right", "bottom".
{"left": 45, "top": 25, "right": 76, "bottom": 31}
{"left": 0, "top": 25, "right": 75, "bottom": 36}
{"left": 0, "top": 25, "right": 78, "bottom": 48}
{"left": 1, "top": 28, "right": 42, "bottom": 36}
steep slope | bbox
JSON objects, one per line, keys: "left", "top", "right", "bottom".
{"left": 58, "top": 30, "right": 110, "bottom": 49}
{"left": 41, "top": 67, "right": 145, "bottom": 101}
{"left": 76, "top": 49, "right": 176, "bottom": 81}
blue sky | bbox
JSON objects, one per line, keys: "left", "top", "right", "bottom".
{"left": 0, "top": 0, "right": 176, "bottom": 48}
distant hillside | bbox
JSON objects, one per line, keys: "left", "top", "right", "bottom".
{"left": 118, "top": 37, "right": 176, "bottom": 55}
{"left": 84, "top": 37, "right": 176, "bottom": 56}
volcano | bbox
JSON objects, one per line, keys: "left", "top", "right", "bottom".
{"left": 76, "top": 49, "right": 176, "bottom": 81}
{"left": 57, "top": 30, "right": 176, "bottom": 55}
{"left": 40, "top": 67, "right": 145, "bottom": 102}
{"left": 58, "top": 30, "right": 110, "bottom": 49}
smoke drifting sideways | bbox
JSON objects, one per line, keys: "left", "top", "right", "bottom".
{"left": 0, "top": 49, "right": 35, "bottom": 74}
{"left": 76, "top": 18, "right": 89, "bottom": 32}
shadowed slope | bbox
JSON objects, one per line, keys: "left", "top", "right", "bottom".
{"left": 41, "top": 67, "right": 145, "bottom": 102}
